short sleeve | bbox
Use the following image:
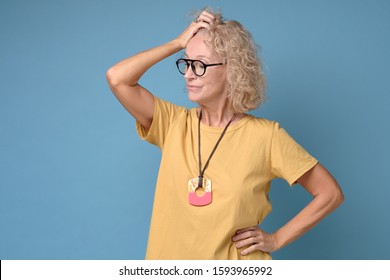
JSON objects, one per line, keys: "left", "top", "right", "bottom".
{"left": 136, "top": 96, "right": 186, "bottom": 149}
{"left": 270, "top": 122, "right": 318, "bottom": 186}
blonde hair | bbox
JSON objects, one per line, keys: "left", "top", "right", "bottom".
{"left": 195, "top": 9, "right": 267, "bottom": 113}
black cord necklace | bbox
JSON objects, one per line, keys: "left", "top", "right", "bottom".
{"left": 188, "top": 109, "right": 236, "bottom": 206}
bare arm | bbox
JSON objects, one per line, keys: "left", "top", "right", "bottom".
{"left": 232, "top": 163, "right": 344, "bottom": 255}
{"left": 106, "top": 12, "right": 215, "bottom": 130}
{"left": 106, "top": 41, "right": 181, "bottom": 130}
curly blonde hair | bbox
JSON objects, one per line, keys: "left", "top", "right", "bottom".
{"left": 195, "top": 9, "right": 267, "bottom": 113}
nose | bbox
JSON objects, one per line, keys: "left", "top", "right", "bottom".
{"left": 184, "top": 64, "right": 197, "bottom": 79}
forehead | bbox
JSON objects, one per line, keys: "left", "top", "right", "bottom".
{"left": 185, "top": 33, "right": 215, "bottom": 59}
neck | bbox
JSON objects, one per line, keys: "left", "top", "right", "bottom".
{"left": 198, "top": 104, "right": 237, "bottom": 127}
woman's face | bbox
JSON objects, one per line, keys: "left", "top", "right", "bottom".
{"left": 184, "top": 32, "right": 227, "bottom": 108}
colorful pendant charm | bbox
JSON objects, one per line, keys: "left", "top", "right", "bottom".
{"left": 188, "top": 177, "right": 212, "bottom": 206}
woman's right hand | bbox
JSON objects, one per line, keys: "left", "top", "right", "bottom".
{"left": 107, "top": 11, "right": 216, "bottom": 130}
{"left": 175, "top": 10, "right": 215, "bottom": 49}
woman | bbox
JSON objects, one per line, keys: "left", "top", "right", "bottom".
{"left": 106, "top": 9, "right": 344, "bottom": 260}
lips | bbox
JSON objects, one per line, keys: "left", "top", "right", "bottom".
{"left": 187, "top": 85, "right": 202, "bottom": 91}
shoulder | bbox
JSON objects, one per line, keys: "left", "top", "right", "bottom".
{"left": 153, "top": 96, "right": 189, "bottom": 122}
{"left": 245, "top": 114, "right": 280, "bottom": 133}
{"left": 246, "top": 117, "right": 298, "bottom": 144}
{"left": 154, "top": 96, "right": 187, "bottom": 113}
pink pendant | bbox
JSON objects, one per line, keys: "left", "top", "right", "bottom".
{"left": 188, "top": 177, "right": 212, "bottom": 206}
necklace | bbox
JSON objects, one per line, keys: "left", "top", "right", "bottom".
{"left": 188, "top": 109, "right": 236, "bottom": 206}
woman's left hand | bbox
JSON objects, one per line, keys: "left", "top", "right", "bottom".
{"left": 232, "top": 226, "right": 278, "bottom": 255}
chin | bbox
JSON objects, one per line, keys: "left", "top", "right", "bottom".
{"left": 188, "top": 92, "right": 202, "bottom": 103}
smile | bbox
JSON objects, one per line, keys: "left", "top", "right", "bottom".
{"left": 187, "top": 85, "right": 202, "bottom": 91}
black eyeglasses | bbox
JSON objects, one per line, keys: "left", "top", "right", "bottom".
{"left": 176, "top": 58, "right": 224, "bottom": 77}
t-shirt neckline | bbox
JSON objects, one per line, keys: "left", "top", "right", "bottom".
{"left": 190, "top": 108, "right": 252, "bottom": 134}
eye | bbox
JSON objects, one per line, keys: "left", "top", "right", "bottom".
{"left": 193, "top": 61, "right": 205, "bottom": 70}
{"left": 176, "top": 59, "right": 190, "bottom": 75}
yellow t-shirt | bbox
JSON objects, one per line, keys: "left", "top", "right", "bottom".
{"left": 136, "top": 97, "right": 318, "bottom": 260}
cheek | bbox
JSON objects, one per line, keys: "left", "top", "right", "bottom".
{"left": 207, "top": 74, "right": 227, "bottom": 92}
{"left": 207, "top": 69, "right": 226, "bottom": 85}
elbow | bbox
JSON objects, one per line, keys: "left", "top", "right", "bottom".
{"left": 336, "top": 187, "right": 345, "bottom": 207}
{"left": 329, "top": 182, "right": 345, "bottom": 210}
{"left": 315, "top": 182, "right": 344, "bottom": 211}
{"left": 106, "top": 67, "right": 120, "bottom": 89}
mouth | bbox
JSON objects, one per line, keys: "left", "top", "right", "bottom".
{"left": 187, "top": 85, "right": 202, "bottom": 91}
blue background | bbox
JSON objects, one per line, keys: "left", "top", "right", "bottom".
{"left": 1, "top": 0, "right": 389, "bottom": 260}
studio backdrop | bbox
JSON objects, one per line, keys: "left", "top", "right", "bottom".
{"left": 1, "top": 0, "right": 389, "bottom": 259}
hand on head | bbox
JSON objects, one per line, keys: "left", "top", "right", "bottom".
{"left": 176, "top": 10, "right": 216, "bottom": 49}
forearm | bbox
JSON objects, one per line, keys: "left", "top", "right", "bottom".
{"left": 274, "top": 189, "right": 343, "bottom": 250}
{"left": 107, "top": 13, "right": 212, "bottom": 88}
{"left": 107, "top": 39, "right": 183, "bottom": 87}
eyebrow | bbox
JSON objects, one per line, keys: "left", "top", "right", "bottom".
{"left": 184, "top": 54, "right": 211, "bottom": 60}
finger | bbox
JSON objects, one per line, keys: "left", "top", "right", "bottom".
{"left": 199, "top": 10, "right": 214, "bottom": 17}
{"left": 191, "top": 22, "right": 213, "bottom": 34}
{"left": 199, "top": 15, "right": 214, "bottom": 24}
{"left": 232, "top": 228, "right": 259, "bottom": 242}
{"left": 193, "top": 18, "right": 213, "bottom": 28}
{"left": 195, "top": 11, "right": 215, "bottom": 24}
{"left": 235, "top": 226, "right": 258, "bottom": 235}
{"left": 182, "top": 21, "right": 210, "bottom": 42}
{"left": 193, "top": 21, "right": 211, "bottom": 28}
{"left": 240, "top": 243, "right": 261, "bottom": 256}
{"left": 234, "top": 236, "right": 259, "bottom": 249}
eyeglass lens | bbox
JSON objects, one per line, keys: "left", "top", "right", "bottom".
{"left": 177, "top": 60, "right": 206, "bottom": 76}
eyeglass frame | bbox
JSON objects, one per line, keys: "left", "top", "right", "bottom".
{"left": 175, "top": 58, "right": 224, "bottom": 77}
